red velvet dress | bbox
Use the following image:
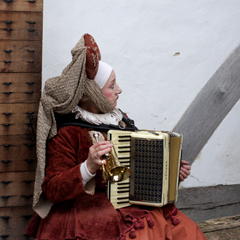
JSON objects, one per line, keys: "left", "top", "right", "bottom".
{"left": 25, "top": 126, "right": 207, "bottom": 240}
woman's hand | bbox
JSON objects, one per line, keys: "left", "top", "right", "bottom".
{"left": 179, "top": 160, "right": 191, "bottom": 182}
{"left": 86, "top": 141, "right": 113, "bottom": 174}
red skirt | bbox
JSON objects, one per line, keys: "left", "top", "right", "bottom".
{"left": 75, "top": 207, "right": 206, "bottom": 240}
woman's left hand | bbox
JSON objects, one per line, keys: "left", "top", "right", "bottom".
{"left": 179, "top": 160, "right": 191, "bottom": 182}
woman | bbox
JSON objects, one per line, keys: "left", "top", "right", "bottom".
{"left": 25, "top": 34, "right": 206, "bottom": 240}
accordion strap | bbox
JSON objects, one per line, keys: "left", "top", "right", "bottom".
{"left": 57, "top": 109, "right": 138, "bottom": 132}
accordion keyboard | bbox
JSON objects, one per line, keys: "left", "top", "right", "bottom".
{"left": 107, "top": 131, "right": 132, "bottom": 208}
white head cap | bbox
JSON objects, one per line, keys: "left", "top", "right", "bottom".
{"left": 80, "top": 61, "right": 113, "bottom": 102}
{"left": 94, "top": 61, "right": 113, "bottom": 89}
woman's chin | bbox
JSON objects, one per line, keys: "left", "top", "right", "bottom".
{"left": 112, "top": 102, "right": 117, "bottom": 108}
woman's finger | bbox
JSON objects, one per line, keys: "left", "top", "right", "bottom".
{"left": 95, "top": 148, "right": 112, "bottom": 160}
{"left": 179, "top": 174, "right": 184, "bottom": 182}
{"left": 92, "top": 141, "right": 113, "bottom": 150}
{"left": 179, "top": 170, "right": 188, "bottom": 179}
{"left": 182, "top": 164, "right": 191, "bottom": 170}
{"left": 90, "top": 142, "right": 112, "bottom": 158}
{"left": 181, "top": 165, "right": 191, "bottom": 172}
{"left": 181, "top": 168, "right": 191, "bottom": 176}
{"left": 97, "top": 159, "right": 106, "bottom": 165}
{"left": 181, "top": 160, "right": 189, "bottom": 165}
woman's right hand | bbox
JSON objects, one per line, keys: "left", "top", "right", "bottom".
{"left": 86, "top": 141, "right": 113, "bottom": 174}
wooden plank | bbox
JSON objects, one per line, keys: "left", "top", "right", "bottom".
{"left": 0, "top": 171, "right": 35, "bottom": 207}
{"left": 0, "top": 73, "right": 41, "bottom": 86}
{"left": 0, "top": 154, "right": 36, "bottom": 172}
{"left": 0, "top": 3, "right": 42, "bottom": 240}
{"left": 0, "top": 12, "right": 42, "bottom": 40}
{"left": 0, "top": 91, "right": 41, "bottom": 103}
{"left": 0, "top": 103, "right": 39, "bottom": 124}
{"left": 0, "top": 135, "right": 36, "bottom": 163}
{"left": 203, "top": 227, "right": 240, "bottom": 240}
{"left": 173, "top": 45, "right": 240, "bottom": 164}
{"left": 0, "top": 121, "right": 37, "bottom": 135}
{"left": 198, "top": 215, "right": 240, "bottom": 233}
{"left": 0, "top": 0, "right": 43, "bottom": 12}
{"left": 0, "top": 191, "right": 34, "bottom": 207}
{"left": 0, "top": 40, "right": 42, "bottom": 73}
{"left": 176, "top": 184, "right": 240, "bottom": 222}
{"left": 0, "top": 103, "right": 38, "bottom": 134}
{"left": 0, "top": 73, "right": 41, "bottom": 90}
{"left": 198, "top": 215, "right": 240, "bottom": 240}
{"left": 0, "top": 171, "right": 35, "bottom": 193}
{"left": 0, "top": 206, "right": 35, "bottom": 240}
{"left": 0, "top": 73, "right": 41, "bottom": 103}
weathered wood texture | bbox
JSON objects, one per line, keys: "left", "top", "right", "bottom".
{"left": 0, "top": 5, "right": 42, "bottom": 239}
{"left": 0, "top": 206, "right": 35, "bottom": 239}
{"left": 0, "top": 0, "right": 43, "bottom": 12}
{"left": 0, "top": 121, "right": 37, "bottom": 135}
{"left": 0, "top": 12, "right": 42, "bottom": 41}
{"left": 0, "top": 73, "right": 41, "bottom": 103}
{"left": 204, "top": 226, "right": 240, "bottom": 240}
{"left": 173, "top": 45, "right": 240, "bottom": 164}
{"left": 0, "top": 171, "right": 35, "bottom": 207}
{"left": 198, "top": 215, "right": 240, "bottom": 240}
{"left": 0, "top": 103, "right": 39, "bottom": 124}
{"left": 0, "top": 134, "right": 36, "bottom": 166}
{"left": 0, "top": 103, "right": 38, "bottom": 135}
{"left": 0, "top": 41, "right": 42, "bottom": 73}
{"left": 176, "top": 184, "right": 240, "bottom": 222}
{"left": 198, "top": 215, "right": 240, "bottom": 233}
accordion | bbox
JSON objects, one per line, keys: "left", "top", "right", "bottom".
{"left": 107, "top": 130, "right": 183, "bottom": 209}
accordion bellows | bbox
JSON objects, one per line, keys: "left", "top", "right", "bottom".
{"left": 107, "top": 130, "right": 183, "bottom": 209}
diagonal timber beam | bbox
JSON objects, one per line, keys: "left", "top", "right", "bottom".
{"left": 173, "top": 44, "right": 240, "bottom": 165}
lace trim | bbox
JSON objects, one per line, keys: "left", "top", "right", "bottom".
{"left": 72, "top": 106, "right": 123, "bottom": 126}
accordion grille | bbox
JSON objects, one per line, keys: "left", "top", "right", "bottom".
{"left": 130, "top": 138, "right": 164, "bottom": 203}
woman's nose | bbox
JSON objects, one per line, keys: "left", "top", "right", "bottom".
{"left": 116, "top": 83, "right": 122, "bottom": 94}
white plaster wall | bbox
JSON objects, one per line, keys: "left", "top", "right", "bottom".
{"left": 43, "top": 0, "right": 240, "bottom": 188}
{"left": 181, "top": 99, "right": 240, "bottom": 188}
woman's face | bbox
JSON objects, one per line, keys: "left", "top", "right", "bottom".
{"left": 102, "top": 70, "right": 122, "bottom": 108}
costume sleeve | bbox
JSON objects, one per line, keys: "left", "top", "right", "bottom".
{"left": 42, "top": 126, "right": 93, "bottom": 203}
{"left": 80, "top": 160, "right": 96, "bottom": 186}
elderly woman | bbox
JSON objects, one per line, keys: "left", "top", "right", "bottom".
{"left": 25, "top": 34, "right": 206, "bottom": 240}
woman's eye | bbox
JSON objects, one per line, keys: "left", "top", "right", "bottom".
{"left": 110, "top": 84, "right": 114, "bottom": 89}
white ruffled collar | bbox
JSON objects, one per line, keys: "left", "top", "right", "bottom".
{"left": 72, "top": 106, "right": 123, "bottom": 126}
